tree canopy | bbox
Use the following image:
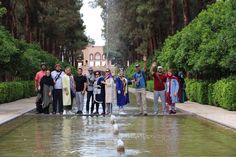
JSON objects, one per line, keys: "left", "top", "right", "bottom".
{"left": 157, "top": 0, "right": 236, "bottom": 80}
{"left": 0, "top": 0, "right": 88, "bottom": 66}
{"left": 94, "top": 0, "right": 215, "bottom": 66}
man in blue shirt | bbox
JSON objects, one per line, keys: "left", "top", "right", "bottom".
{"left": 132, "top": 56, "right": 147, "bottom": 116}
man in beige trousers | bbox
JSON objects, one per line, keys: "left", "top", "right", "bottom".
{"left": 132, "top": 56, "right": 147, "bottom": 116}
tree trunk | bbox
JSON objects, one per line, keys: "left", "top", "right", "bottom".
{"left": 182, "top": 0, "right": 190, "bottom": 26}
{"left": 171, "top": 0, "right": 177, "bottom": 34}
{"left": 24, "top": 0, "right": 30, "bottom": 42}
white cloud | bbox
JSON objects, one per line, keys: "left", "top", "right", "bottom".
{"left": 81, "top": 0, "right": 105, "bottom": 46}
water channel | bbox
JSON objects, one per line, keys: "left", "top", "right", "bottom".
{"left": 0, "top": 95, "right": 236, "bottom": 157}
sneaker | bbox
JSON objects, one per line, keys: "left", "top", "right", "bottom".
{"left": 77, "top": 111, "right": 83, "bottom": 114}
{"left": 153, "top": 112, "right": 158, "bottom": 115}
{"left": 67, "top": 111, "right": 74, "bottom": 115}
{"left": 136, "top": 112, "right": 143, "bottom": 116}
{"left": 143, "top": 113, "right": 148, "bottom": 116}
{"left": 119, "top": 111, "right": 126, "bottom": 115}
{"left": 63, "top": 110, "right": 67, "bottom": 115}
{"left": 93, "top": 112, "right": 99, "bottom": 115}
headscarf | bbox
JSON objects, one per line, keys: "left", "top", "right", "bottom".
{"left": 40, "top": 74, "right": 54, "bottom": 94}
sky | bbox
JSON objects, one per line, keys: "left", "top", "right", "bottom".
{"left": 81, "top": 0, "right": 105, "bottom": 46}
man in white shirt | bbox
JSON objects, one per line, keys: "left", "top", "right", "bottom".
{"left": 51, "top": 64, "right": 64, "bottom": 114}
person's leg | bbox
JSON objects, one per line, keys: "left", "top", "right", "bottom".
{"left": 91, "top": 100, "right": 95, "bottom": 114}
{"left": 86, "top": 91, "right": 92, "bottom": 112}
{"left": 58, "top": 89, "right": 63, "bottom": 114}
{"left": 135, "top": 89, "right": 142, "bottom": 113}
{"left": 52, "top": 89, "right": 57, "bottom": 113}
{"left": 141, "top": 89, "right": 147, "bottom": 114}
{"left": 159, "top": 90, "right": 166, "bottom": 114}
{"left": 95, "top": 102, "right": 99, "bottom": 113}
{"left": 76, "top": 92, "right": 80, "bottom": 113}
{"left": 106, "top": 103, "right": 111, "bottom": 114}
{"left": 154, "top": 91, "right": 159, "bottom": 113}
{"left": 102, "top": 102, "right": 105, "bottom": 114}
{"left": 79, "top": 92, "right": 84, "bottom": 113}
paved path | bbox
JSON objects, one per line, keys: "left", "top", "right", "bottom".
{"left": 0, "top": 97, "right": 36, "bottom": 125}
{"left": 129, "top": 88, "right": 236, "bottom": 130}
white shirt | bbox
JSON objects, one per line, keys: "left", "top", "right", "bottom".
{"left": 51, "top": 70, "right": 64, "bottom": 89}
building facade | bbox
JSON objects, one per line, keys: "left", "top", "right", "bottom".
{"left": 80, "top": 46, "right": 114, "bottom": 74}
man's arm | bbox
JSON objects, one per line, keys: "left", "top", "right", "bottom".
{"left": 150, "top": 62, "right": 157, "bottom": 76}
{"left": 34, "top": 73, "right": 38, "bottom": 92}
{"left": 82, "top": 77, "right": 87, "bottom": 94}
{"left": 143, "top": 55, "right": 147, "bottom": 72}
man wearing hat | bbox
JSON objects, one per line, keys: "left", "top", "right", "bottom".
{"left": 51, "top": 64, "right": 64, "bottom": 114}
{"left": 150, "top": 62, "right": 166, "bottom": 115}
{"left": 86, "top": 67, "right": 95, "bottom": 114}
{"left": 132, "top": 56, "right": 148, "bottom": 116}
{"left": 34, "top": 62, "right": 47, "bottom": 114}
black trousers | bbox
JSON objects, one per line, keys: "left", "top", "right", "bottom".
{"left": 53, "top": 89, "right": 63, "bottom": 113}
{"left": 86, "top": 91, "right": 94, "bottom": 112}
{"left": 36, "top": 93, "right": 43, "bottom": 113}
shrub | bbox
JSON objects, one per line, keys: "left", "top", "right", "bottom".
{"left": 186, "top": 77, "right": 236, "bottom": 110}
{"left": 0, "top": 81, "right": 35, "bottom": 104}
{"left": 212, "top": 77, "right": 236, "bottom": 110}
{"left": 185, "top": 79, "right": 209, "bottom": 104}
{"left": 146, "top": 80, "right": 154, "bottom": 92}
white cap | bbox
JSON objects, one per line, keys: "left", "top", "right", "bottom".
{"left": 157, "top": 66, "right": 163, "bottom": 69}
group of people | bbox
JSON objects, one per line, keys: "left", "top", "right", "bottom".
{"left": 131, "top": 57, "right": 182, "bottom": 115}
{"left": 34, "top": 59, "right": 183, "bottom": 116}
{"left": 34, "top": 63, "right": 130, "bottom": 115}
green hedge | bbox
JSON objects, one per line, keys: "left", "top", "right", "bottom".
{"left": 186, "top": 77, "right": 236, "bottom": 111}
{"left": 185, "top": 79, "right": 209, "bottom": 104}
{"left": 0, "top": 81, "right": 35, "bottom": 104}
{"left": 146, "top": 80, "right": 154, "bottom": 92}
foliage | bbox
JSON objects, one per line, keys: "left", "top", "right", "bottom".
{"left": 185, "top": 77, "right": 236, "bottom": 111}
{"left": 0, "top": 81, "right": 35, "bottom": 104}
{"left": 1, "top": 0, "right": 88, "bottom": 65}
{"left": 185, "top": 79, "right": 209, "bottom": 104}
{"left": 94, "top": 0, "right": 214, "bottom": 65}
{"left": 146, "top": 80, "right": 154, "bottom": 92}
{"left": 0, "top": 26, "right": 75, "bottom": 81}
{"left": 212, "top": 77, "right": 236, "bottom": 110}
{"left": 157, "top": 0, "right": 236, "bottom": 79}
{"left": 0, "top": 3, "right": 6, "bottom": 16}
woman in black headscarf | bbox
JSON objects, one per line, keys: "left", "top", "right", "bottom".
{"left": 40, "top": 69, "right": 54, "bottom": 114}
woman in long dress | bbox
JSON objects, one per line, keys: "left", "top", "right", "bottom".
{"left": 62, "top": 67, "right": 75, "bottom": 115}
{"left": 116, "top": 70, "right": 130, "bottom": 114}
{"left": 40, "top": 70, "right": 54, "bottom": 114}
{"left": 102, "top": 68, "right": 114, "bottom": 115}
{"left": 166, "top": 69, "right": 179, "bottom": 114}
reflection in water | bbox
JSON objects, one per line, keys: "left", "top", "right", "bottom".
{"left": 0, "top": 115, "right": 236, "bottom": 157}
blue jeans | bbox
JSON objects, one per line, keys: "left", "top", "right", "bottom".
{"left": 154, "top": 90, "right": 166, "bottom": 113}
{"left": 53, "top": 89, "right": 63, "bottom": 113}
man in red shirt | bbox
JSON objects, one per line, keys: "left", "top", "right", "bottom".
{"left": 150, "top": 62, "right": 166, "bottom": 114}
{"left": 35, "top": 63, "right": 47, "bottom": 114}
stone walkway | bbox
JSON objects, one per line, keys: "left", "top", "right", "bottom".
{"left": 129, "top": 88, "right": 236, "bottom": 130}
{"left": 0, "top": 97, "right": 36, "bottom": 125}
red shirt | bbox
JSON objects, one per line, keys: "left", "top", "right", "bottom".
{"left": 35, "top": 70, "right": 46, "bottom": 88}
{"left": 153, "top": 72, "right": 166, "bottom": 91}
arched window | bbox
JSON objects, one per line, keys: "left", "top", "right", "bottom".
{"left": 90, "top": 54, "right": 93, "bottom": 60}
{"left": 102, "top": 54, "right": 106, "bottom": 60}
{"left": 95, "top": 52, "right": 101, "bottom": 60}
